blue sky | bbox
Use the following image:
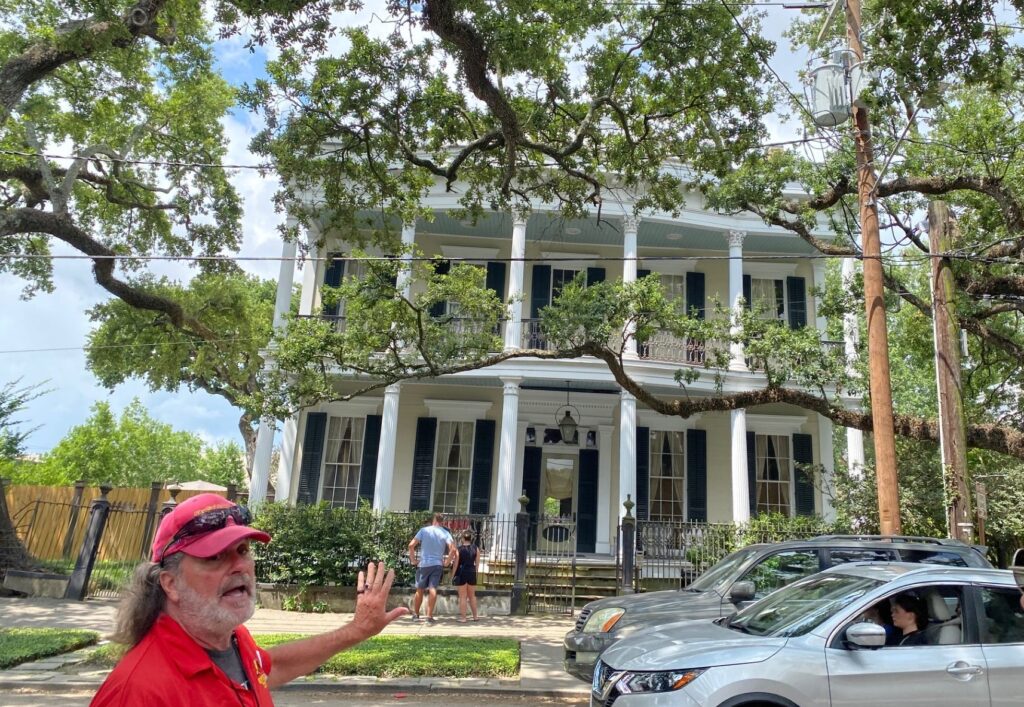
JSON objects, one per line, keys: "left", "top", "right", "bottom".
{"left": 2, "top": 7, "right": 808, "bottom": 458}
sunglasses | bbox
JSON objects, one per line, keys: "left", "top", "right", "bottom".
{"left": 159, "top": 505, "right": 252, "bottom": 563}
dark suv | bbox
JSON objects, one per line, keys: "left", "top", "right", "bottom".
{"left": 563, "top": 534, "right": 992, "bottom": 682}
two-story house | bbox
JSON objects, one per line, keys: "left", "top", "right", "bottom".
{"left": 250, "top": 180, "right": 843, "bottom": 556}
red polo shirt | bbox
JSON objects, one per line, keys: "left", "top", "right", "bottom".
{"left": 91, "top": 614, "right": 274, "bottom": 707}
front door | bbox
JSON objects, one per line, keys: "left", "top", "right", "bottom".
{"left": 538, "top": 454, "right": 576, "bottom": 553}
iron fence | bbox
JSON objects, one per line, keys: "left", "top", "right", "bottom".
{"left": 624, "top": 517, "right": 845, "bottom": 592}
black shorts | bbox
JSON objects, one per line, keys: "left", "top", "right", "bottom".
{"left": 453, "top": 570, "right": 477, "bottom": 586}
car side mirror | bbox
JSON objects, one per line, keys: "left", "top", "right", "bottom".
{"left": 729, "top": 581, "right": 756, "bottom": 603}
{"left": 845, "top": 622, "right": 887, "bottom": 649}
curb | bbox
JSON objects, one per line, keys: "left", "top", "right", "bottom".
{"left": 0, "top": 673, "right": 590, "bottom": 699}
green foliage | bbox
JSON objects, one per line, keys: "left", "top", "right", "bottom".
{"left": 251, "top": 502, "right": 430, "bottom": 587}
{"left": 16, "top": 399, "right": 245, "bottom": 487}
{"left": 0, "top": 379, "right": 48, "bottom": 472}
{"left": 86, "top": 634, "right": 520, "bottom": 678}
{"left": 0, "top": 628, "right": 98, "bottom": 669}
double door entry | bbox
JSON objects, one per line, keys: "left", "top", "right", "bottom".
{"left": 522, "top": 447, "right": 598, "bottom": 554}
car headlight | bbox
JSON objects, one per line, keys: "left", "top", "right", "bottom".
{"left": 616, "top": 668, "right": 705, "bottom": 694}
{"left": 582, "top": 607, "right": 625, "bottom": 633}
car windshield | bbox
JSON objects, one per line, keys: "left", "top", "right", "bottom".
{"left": 687, "top": 547, "right": 761, "bottom": 592}
{"left": 726, "top": 573, "right": 883, "bottom": 637}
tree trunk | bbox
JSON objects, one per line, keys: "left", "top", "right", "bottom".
{"left": 239, "top": 414, "right": 257, "bottom": 481}
{"left": 0, "top": 483, "right": 35, "bottom": 582}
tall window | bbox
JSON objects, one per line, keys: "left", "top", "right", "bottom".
{"left": 659, "top": 274, "right": 687, "bottom": 312}
{"left": 750, "top": 278, "right": 785, "bottom": 320}
{"left": 432, "top": 421, "right": 474, "bottom": 513}
{"left": 756, "top": 434, "right": 791, "bottom": 515}
{"left": 649, "top": 430, "right": 686, "bottom": 521}
{"left": 552, "top": 268, "right": 581, "bottom": 300}
{"left": 322, "top": 416, "right": 364, "bottom": 508}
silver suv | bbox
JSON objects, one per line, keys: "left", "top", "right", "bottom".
{"left": 592, "top": 563, "right": 1024, "bottom": 706}
{"left": 565, "top": 534, "right": 991, "bottom": 681}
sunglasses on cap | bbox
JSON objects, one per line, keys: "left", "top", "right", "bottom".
{"left": 159, "top": 505, "right": 252, "bottom": 565}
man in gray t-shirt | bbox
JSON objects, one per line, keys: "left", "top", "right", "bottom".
{"left": 408, "top": 513, "right": 455, "bottom": 623}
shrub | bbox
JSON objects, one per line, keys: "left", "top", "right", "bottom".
{"left": 251, "top": 502, "right": 430, "bottom": 587}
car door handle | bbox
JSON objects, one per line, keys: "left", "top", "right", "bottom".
{"left": 946, "top": 662, "right": 983, "bottom": 677}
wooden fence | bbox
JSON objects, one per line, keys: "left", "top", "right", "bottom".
{"left": 5, "top": 484, "right": 213, "bottom": 564}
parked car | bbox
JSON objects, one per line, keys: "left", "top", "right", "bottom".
{"left": 592, "top": 562, "right": 1024, "bottom": 706}
{"left": 564, "top": 534, "right": 992, "bottom": 682}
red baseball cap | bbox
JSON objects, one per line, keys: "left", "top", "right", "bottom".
{"left": 151, "top": 493, "right": 270, "bottom": 563}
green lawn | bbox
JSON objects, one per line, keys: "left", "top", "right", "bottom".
{"left": 84, "top": 634, "right": 519, "bottom": 678}
{"left": 0, "top": 628, "right": 100, "bottom": 669}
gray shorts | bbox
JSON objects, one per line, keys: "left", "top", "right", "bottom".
{"left": 415, "top": 565, "right": 443, "bottom": 590}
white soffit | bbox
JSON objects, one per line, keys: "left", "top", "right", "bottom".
{"left": 424, "top": 399, "right": 494, "bottom": 421}
{"left": 320, "top": 398, "right": 383, "bottom": 416}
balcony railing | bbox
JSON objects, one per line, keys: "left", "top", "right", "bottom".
{"left": 299, "top": 314, "right": 843, "bottom": 370}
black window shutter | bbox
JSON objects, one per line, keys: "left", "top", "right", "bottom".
{"left": 469, "top": 419, "right": 496, "bottom": 514}
{"left": 322, "top": 253, "right": 346, "bottom": 318}
{"left": 793, "top": 433, "right": 815, "bottom": 516}
{"left": 686, "top": 272, "right": 706, "bottom": 320}
{"left": 429, "top": 260, "right": 451, "bottom": 318}
{"left": 636, "top": 426, "right": 650, "bottom": 521}
{"left": 747, "top": 430, "right": 757, "bottom": 516}
{"left": 786, "top": 276, "right": 808, "bottom": 329}
{"left": 409, "top": 417, "right": 437, "bottom": 511}
{"left": 485, "top": 261, "right": 507, "bottom": 302}
{"left": 686, "top": 429, "right": 707, "bottom": 522}
{"left": 742, "top": 274, "right": 752, "bottom": 311}
{"left": 586, "top": 267, "right": 606, "bottom": 286}
{"left": 637, "top": 269, "right": 651, "bottom": 280}
{"left": 577, "top": 449, "right": 599, "bottom": 553}
{"left": 296, "top": 413, "right": 327, "bottom": 505}
{"left": 530, "top": 265, "right": 551, "bottom": 319}
{"left": 522, "top": 446, "right": 542, "bottom": 520}
{"left": 358, "top": 414, "right": 382, "bottom": 506}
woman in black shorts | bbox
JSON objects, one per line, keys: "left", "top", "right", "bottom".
{"left": 452, "top": 529, "right": 479, "bottom": 622}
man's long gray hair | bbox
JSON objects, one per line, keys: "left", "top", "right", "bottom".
{"left": 111, "top": 554, "right": 182, "bottom": 647}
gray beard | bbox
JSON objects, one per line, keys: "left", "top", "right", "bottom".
{"left": 176, "top": 577, "right": 256, "bottom": 636}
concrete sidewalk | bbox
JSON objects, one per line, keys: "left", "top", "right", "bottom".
{"left": 0, "top": 597, "right": 590, "bottom": 698}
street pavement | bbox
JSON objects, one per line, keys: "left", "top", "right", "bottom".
{"left": 0, "top": 597, "right": 591, "bottom": 702}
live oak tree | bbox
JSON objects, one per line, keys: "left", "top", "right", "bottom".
{"left": 85, "top": 270, "right": 277, "bottom": 473}
{"left": 246, "top": 1, "right": 1024, "bottom": 465}
{"left": 0, "top": 379, "right": 47, "bottom": 577}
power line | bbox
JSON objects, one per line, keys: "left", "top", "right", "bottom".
{"left": 0, "top": 250, "right": 1015, "bottom": 265}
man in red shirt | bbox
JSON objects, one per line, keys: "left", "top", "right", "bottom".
{"left": 91, "top": 493, "right": 408, "bottom": 706}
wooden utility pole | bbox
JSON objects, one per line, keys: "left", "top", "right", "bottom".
{"left": 846, "top": 0, "right": 901, "bottom": 534}
{"left": 929, "top": 201, "right": 972, "bottom": 541}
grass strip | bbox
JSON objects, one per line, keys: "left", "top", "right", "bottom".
{"left": 0, "top": 628, "right": 100, "bottom": 669}
{"left": 83, "top": 634, "right": 519, "bottom": 678}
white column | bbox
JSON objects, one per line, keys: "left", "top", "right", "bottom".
{"left": 397, "top": 222, "right": 416, "bottom": 298}
{"left": 495, "top": 377, "right": 523, "bottom": 516}
{"left": 298, "top": 240, "right": 320, "bottom": 316}
{"left": 275, "top": 415, "right": 298, "bottom": 503}
{"left": 730, "top": 408, "right": 751, "bottom": 522}
{"left": 726, "top": 230, "right": 748, "bottom": 371}
{"left": 818, "top": 414, "right": 836, "bottom": 522}
{"left": 841, "top": 257, "right": 865, "bottom": 479}
{"left": 622, "top": 216, "right": 640, "bottom": 358}
{"left": 812, "top": 262, "right": 828, "bottom": 334}
{"left": 504, "top": 210, "right": 528, "bottom": 350}
{"left": 373, "top": 383, "right": 401, "bottom": 510}
{"left": 250, "top": 236, "right": 300, "bottom": 504}
{"left": 618, "top": 391, "right": 637, "bottom": 524}
{"left": 596, "top": 424, "right": 613, "bottom": 554}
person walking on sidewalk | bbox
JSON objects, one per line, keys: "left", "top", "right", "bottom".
{"left": 407, "top": 513, "right": 456, "bottom": 623}
{"left": 452, "top": 529, "right": 480, "bottom": 622}
{"left": 91, "top": 493, "right": 407, "bottom": 707}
